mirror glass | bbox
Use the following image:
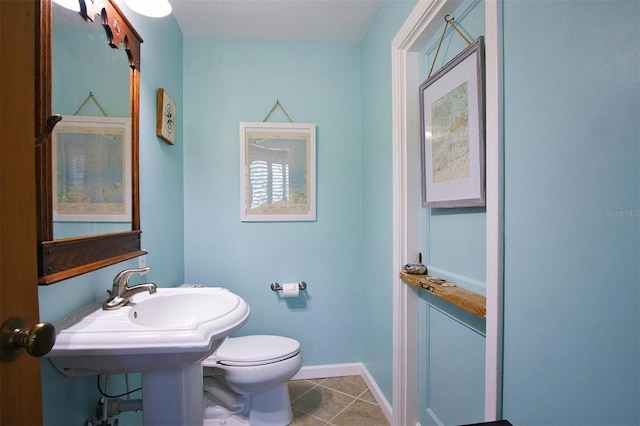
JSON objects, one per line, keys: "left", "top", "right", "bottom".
{"left": 52, "top": 2, "right": 132, "bottom": 239}
{"left": 38, "top": 0, "right": 144, "bottom": 284}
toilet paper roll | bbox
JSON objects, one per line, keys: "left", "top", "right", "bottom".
{"left": 281, "top": 283, "right": 299, "bottom": 298}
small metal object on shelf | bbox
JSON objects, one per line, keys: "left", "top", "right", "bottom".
{"left": 402, "top": 263, "right": 427, "bottom": 275}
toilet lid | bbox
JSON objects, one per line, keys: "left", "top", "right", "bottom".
{"left": 213, "top": 335, "right": 300, "bottom": 366}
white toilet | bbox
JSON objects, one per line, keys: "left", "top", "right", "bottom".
{"left": 202, "top": 335, "right": 303, "bottom": 426}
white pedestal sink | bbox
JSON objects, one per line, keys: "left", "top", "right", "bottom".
{"left": 46, "top": 287, "right": 250, "bottom": 426}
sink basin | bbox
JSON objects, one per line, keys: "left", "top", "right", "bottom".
{"left": 47, "top": 287, "right": 250, "bottom": 376}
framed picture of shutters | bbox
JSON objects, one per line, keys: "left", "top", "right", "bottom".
{"left": 239, "top": 122, "right": 316, "bottom": 222}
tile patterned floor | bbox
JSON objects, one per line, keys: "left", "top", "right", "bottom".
{"left": 288, "top": 375, "right": 390, "bottom": 426}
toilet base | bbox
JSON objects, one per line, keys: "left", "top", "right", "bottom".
{"left": 249, "top": 383, "right": 293, "bottom": 425}
{"left": 203, "top": 413, "right": 250, "bottom": 426}
{"left": 203, "top": 383, "right": 293, "bottom": 426}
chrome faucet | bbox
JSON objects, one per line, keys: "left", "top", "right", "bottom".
{"left": 103, "top": 267, "right": 157, "bottom": 310}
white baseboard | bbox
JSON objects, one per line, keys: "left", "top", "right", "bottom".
{"left": 292, "top": 362, "right": 362, "bottom": 380}
{"left": 291, "top": 363, "right": 392, "bottom": 424}
{"left": 360, "top": 364, "right": 393, "bottom": 422}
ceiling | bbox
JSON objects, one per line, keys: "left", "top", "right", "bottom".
{"left": 169, "top": 0, "right": 382, "bottom": 43}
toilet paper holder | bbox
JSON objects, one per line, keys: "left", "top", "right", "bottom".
{"left": 270, "top": 281, "right": 307, "bottom": 292}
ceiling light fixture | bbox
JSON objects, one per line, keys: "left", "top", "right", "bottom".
{"left": 124, "top": 0, "right": 172, "bottom": 18}
{"left": 52, "top": 0, "right": 80, "bottom": 12}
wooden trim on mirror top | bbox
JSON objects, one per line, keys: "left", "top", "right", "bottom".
{"left": 36, "top": 0, "right": 145, "bottom": 285}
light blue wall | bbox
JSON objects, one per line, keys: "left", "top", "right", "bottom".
{"left": 359, "top": 0, "right": 419, "bottom": 403}
{"left": 52, "top": 5, "right": 129, "bottom": 118}
{"left": 39, "top": 4, "right": 184, "bottom": 424}
{"left": 182, "top": 38, "right": 364, "bottom": 365}
{"left": 502, "top": 1, "right": 640, "bottom": 424}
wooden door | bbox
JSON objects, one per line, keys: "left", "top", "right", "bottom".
{"left": 0, "top": 1, "right": 45, "bottom": 424}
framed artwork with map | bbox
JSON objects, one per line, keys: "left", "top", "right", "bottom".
{"left": 419, "top": 37, "right": 485, "bottom": 208}
{"left": 52, "top": 115, "right": 132, "bottom": 222}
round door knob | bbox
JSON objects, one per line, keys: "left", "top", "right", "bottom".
{"left": 1, "top": 318, "right": 56, "bottom": 361}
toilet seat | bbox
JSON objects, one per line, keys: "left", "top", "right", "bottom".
{"left": 205, "top": 335, "right": 300, "bottom": 367}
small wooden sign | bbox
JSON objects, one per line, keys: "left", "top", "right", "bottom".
{"left": 156, "top": 88, "right": 176, "bottom": 144}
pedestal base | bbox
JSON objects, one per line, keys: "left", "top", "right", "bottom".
{"left": 142, "top": 362, "right": 203, "bottom": 426}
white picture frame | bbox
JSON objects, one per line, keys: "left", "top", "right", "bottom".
{"left": 52, "top": 115, "right": 132, "bottom": 222}
{"left": 240, "top": 122, "right": 316, "bottom": 222}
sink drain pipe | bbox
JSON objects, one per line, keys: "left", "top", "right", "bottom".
{"left": 97, "top": 397, "right": 143, "bottom": 417}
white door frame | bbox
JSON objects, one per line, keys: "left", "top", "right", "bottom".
{"left": 391, "top": 1, "right": 504, "bottom": 424}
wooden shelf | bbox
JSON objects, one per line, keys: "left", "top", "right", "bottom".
{"left": 400, "top": 271, "right": 486, "bottom": 319}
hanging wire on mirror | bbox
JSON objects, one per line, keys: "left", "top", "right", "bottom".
{"left": 427, "top": 15, "right": 473, "bottom": 79}
{"left": 36, "top": 92, "right": 108, "bottom": 147}
{"left": 74, "top": 91, "right": 109, "bottom": 116}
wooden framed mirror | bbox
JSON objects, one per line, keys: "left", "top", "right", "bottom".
{"left": 36, "top": 0, "right": 145, "bottom": 285}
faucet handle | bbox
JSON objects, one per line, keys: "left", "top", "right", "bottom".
{"left": 113, "top": 267, "right": 151, "bottom": 286}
